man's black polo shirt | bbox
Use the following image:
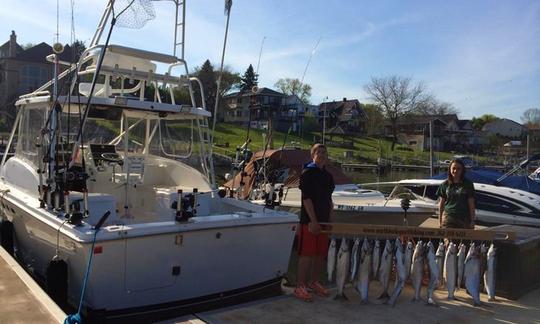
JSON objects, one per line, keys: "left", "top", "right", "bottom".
{"left": 299, "top": 161, "right": 335, "bottom": 224}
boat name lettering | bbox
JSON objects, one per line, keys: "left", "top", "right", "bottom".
{"left": 337, "top": 204, "right": 364, "bottom": 211}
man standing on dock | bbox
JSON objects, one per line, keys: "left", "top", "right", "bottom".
{"left": 294, "top": 143, "right": 335, "bottom": 302}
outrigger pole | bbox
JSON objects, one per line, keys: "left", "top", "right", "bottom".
{"left": 210, "top": 0, "right": 233, "bottom": 161}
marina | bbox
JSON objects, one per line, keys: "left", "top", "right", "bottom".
{"left": 0, "top": 0, "right": 539, "bottom": 323}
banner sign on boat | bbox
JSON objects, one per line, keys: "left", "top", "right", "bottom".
{"left": 320, "top": 223, "right": 516, "bottom": 241}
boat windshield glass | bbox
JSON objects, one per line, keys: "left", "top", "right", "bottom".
{"left": 15, "top": 106, "right": 45, "bottom": 166}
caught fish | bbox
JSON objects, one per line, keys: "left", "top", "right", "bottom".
{"left": 484, "top": 243, "right": 497, "bottom": 301}
{"left": 464, "top": 243, "right": 482, "bottom": 306}
{"left": 411, "top": 241, "right": 424, "bottom": 302}
{"left": 327, "top": 238, "right": 337, "bottom": 282}
{"left": 404, "top": 240, "right": 414, "bottom": 280}
{"left": 355, "top": 238, "right": 371, "bottom": 303}
{"left": 388, "top": 238, "right": 406, "bottom": 306}
{"left": 444, "top": 242, "right": 458, "bottom": 300}
{"left": 335, "top": 238, "right": 350, "bottom": 300}
{"left": 435, "top": 242, "right": 445, "bottom": 288}
{"left": 426, "top": 241, "right": 440, "bottom": 306}
{"left": 372, "top": 240, "right": 381, "bottom": 280}
{"left": 457, "top": 243, "right": 467, "bottom": 290}
{"left": 350, "top": 238, "right": 361, "bottom": 282}
{"left": 480, "top": 243, "right": 489, "bottom": 291}
{"left": 378, "top": 239, "right": 394, "bottom": 299}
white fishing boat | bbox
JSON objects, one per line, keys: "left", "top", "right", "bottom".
{"left": 223, "top": 149, "right": 437, "bottom": 226}
{"left": 0, "top": 1, "right": 297, "bottom": 321}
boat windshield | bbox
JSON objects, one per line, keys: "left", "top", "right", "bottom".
{"left": 72, "top": 113, "right": 204, "bottom": 172}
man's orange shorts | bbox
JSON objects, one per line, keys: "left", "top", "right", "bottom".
{"left": 298, "top": 224, "right": 329, "bottom": 257}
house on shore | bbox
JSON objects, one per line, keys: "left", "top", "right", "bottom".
{"left": 482, "top": 118, "right": 526, "bottom": 139}
{"left": 384, "top": 114, "right": 488, "bottom": 152}
{"left": 318, "top": 98, "right": 367, "bottom": 134}
{"left": 222, "top": 87, "right": 305, "bottom": 134}
{"left": 0, "top": 31, "right": 77, "bottom": 128}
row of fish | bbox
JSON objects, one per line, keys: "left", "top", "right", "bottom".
{"left": 327, "top": 237, "right": 497, "bottom": 306}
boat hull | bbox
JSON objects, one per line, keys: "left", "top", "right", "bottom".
{"left": 276, "top": 205, "right": 433, "bottom": 226}
{"left": 0, "top": 192, "right": 297, "bottom": 317}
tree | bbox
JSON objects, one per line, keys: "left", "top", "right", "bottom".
{"left": 191, "top": 60, "right": 240, "bottom": 121}
{"left": 217, "top": 65, "right": 241, "bottom": 97}
{"left": 193, "top": 60, "right": 217, "bottom": 109}
{"left": 362, "top": 103, "right": 385, "bottom": 136}
{"left": 413, "top": 96, "right": 459, "bottom": 116}
{"left": 364, "top": 76, "right": 426, "bottom": 150}
{"left": 21, "top": 43, "right": 34, "bottom": 50}
{"left": 521, "top": 108, "right": 540, "bottom": 128}
{"left": 471, "top": 114, "right": 498, "bottom": 130}
{"left": 240, "top": 64, "right": 258, "bottom": 92}
{"left": 274, "top": 78, "right": 312, "bottom": 104}
{"left": 71, "top": 39, "right": 86, "bottom": 62}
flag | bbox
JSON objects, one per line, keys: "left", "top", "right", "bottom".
{"left": 225, "top": 0, "right": 232, "bottom": 15}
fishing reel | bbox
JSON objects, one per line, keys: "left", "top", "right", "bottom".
{"left": 400, "top": 198, "right": 410, "bottom": 211}
{"left": 263, "top": 183, "right": 284, "bottom": 209}
{"left": 172, "top": 189, "right": 199, "bottom": 222}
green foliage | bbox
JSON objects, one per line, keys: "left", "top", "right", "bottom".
{"left": 302, "top": 116, "right": 320, "bottom": 134}
{"left": 71, "top": 40, "right": 86, "bottom": 62}
{"left": 362, "top": 103, "right": 385, "bottom": 135}
{"left": 212, "top": 123, "right": 458, "bottom": 165}
{"left": 471, "top": 114, "right": 498, "bottom": 130}
{"left": 193, "top": 60, "right": 216, "bottom": 109}
{"left": 274, "top": 78, "right": 312, "bottom": 104}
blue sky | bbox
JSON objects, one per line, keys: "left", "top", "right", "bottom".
{"left": 1, "top": 0, "right": 539, "bottom": 122}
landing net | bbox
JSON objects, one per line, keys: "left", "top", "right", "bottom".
{"left": 114, "top": 0, "right": 156, "bottom": 29}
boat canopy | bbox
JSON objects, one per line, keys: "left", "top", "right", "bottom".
{"left": 432, "top": 156, "right": 540, "bottom": 196}
{"left": 224, "top": 149, "right": 353, "bottom": 199}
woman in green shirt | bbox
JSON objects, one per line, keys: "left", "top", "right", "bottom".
{"left": 436, "top": 159, "right": 476, "bottom": 229}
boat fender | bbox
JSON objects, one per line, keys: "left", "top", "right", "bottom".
{"left": 0, "top": 220, "right": 14, "bottom": 255}
{"left": 47, "top": 257, "right": 68, "bottom": 307}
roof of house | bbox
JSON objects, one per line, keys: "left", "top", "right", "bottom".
{"left": 223, "top": 87, "right": 284, "bottom": 99}
{"left": 430, "top": 114, "right": 459, "bottom": 124}
{"left": 326, "top": 125, "right": 346, "bottom": 134}
{"left": 319, "top": 98, "right": 366, "bottom": 120}
{"left": 391, "top": 115, "right": 447, "bottom": 126}
{"left": 13, "top": 43, "right": 76, "bottom": 63}
{"left": 482, "top": 118, "right": 525, "bottom": 130}
{"left": 457, "top": 119, "right": 472, "bottom": 129}
{"left": 0, "top": 40, "right": 23, "bottom": 57}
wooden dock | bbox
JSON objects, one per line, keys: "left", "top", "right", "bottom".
{"left": 0, "top": 247, "right": 65, "bottom": 323}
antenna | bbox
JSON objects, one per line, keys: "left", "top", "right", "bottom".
{"left": 256, "top": 36, "right": 266, "bottom": 75}
{"left": 56, "top": 0, "right": 60, "bottom": 44}
{"left": 300, "top": 37, "right": 321, "bottom": 84}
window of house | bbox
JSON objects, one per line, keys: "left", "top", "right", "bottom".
{"left": 19, "top": 65, "right": 49, "bottom": 94}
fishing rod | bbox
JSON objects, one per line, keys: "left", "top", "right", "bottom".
{"left": 237, "top": 103, "right": 253, "bottom": 199}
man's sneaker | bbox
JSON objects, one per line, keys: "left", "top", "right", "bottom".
{"left": 293, "top": 286, "right": 313, "bottom": 302}
{"left": 308, "top": 281, "right": 329, "bottom": 297}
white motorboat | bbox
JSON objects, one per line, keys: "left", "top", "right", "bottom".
{"left": 0, "top": 1, "right": 297, "bottom": 321}
{"left": 396, "top": 179, "right": 540, "bottom": 226}
{"left": 222, "top": 149, "right": 438, "bottom": 226}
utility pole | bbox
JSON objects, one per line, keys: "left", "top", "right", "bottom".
{"left": 429, "top": 120, "right": 433, "bottom": 177}
{"left": 527, "top": 130, "right": 530, "bottom": 160}
{"left": 322, "top": 96, "right": 328, "bottom": 145}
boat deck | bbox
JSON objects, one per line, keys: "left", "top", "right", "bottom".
{"left": 0, "top": 247, "right": 65, "bottom": 324}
